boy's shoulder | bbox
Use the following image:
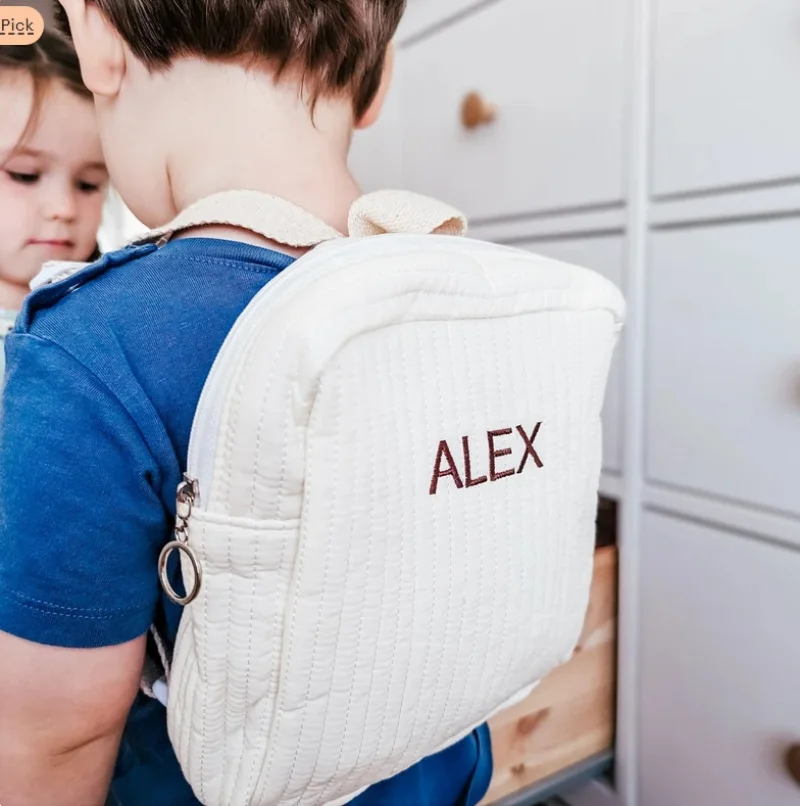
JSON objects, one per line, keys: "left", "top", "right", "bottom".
{"left": 17, "top": 243, "right": 160, "bottom": 337}
{"left": 18, "top": 237, "right": 292, "bottom": 342}
{"left": 11, "top": 238, "right": 293, "bottom": 405}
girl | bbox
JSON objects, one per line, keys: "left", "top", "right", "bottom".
{"left": 0, "top": 30, "right": 107, "bottom": 373}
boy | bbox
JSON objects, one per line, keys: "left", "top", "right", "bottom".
{"left": 0, "top": 2, "right": 492, "bottom": 805}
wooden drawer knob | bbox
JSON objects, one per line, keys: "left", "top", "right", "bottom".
{"left": 461, "top": 91, "right": 497, "bottom": 130}
{"left": 785, "top": 743, "right": 800, "bottom": 786}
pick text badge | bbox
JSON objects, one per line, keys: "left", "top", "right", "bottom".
{"left": 0, "top": 7, "right": 44, "bottom": 45}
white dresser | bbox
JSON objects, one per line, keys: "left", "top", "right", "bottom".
{"left": 349, "top": 1, "right": 800, "bottom": 805}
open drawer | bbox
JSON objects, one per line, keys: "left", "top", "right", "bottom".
{"left": 480, "top": 542, "right": 618, "bottom": 804}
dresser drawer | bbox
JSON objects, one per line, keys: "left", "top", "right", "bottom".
{"left": 524, "top": 236, "right": 625, "bottom": 475}
{"left": 481, "top": 546, "right": 617, "bottom": 803}
{"left": 640, "top": 512, "right": 800, "bottom": 806}
{"left": 646, "top": 219, "right": 800, "bottom": 516}
{"left": 652, "top": 0, "right": 800, "bottom": 197}
{"left": 396, "top": 0, "right": 475, "bottom": 44}
{"left": 397, "top": 0, "right": 631, "bottom": 221}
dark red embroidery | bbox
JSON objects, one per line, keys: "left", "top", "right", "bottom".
{"left": 429, "top": 422, "right": 545, "bottom": 495}
{"left": 488, "top": 428, "right": 515, "bottom": 481}
{"left": 516, "top": 423, "right": 544, "bottom": 472}
{"left": 462, "top": 435, "right": 488, "bottom": 487}
{"left": 429, "top": 439, "right": 464, "bottom": 495}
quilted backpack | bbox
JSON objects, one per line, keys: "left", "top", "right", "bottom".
{"left": 133, "top": 189, "right": 624, "bottom": 806}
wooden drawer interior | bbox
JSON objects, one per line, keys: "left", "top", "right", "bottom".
{"left": 481, "top": 502, "right": 618, "bottom": 803}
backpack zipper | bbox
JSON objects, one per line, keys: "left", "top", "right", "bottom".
{"left": 158, "top": 473, "right": 203, "bottom": 605}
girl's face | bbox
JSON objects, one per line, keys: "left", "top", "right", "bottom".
{"left": 0, "top": 72, "right": 107, "bottom": 303}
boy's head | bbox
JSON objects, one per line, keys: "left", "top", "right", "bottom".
{"left": 57, "top": 0, "right": 406, "bottom": 228}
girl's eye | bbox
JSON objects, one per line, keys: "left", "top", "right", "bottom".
{"left": 77, "top": 180, "right": 102, "bottom": 194}
{"left": 6, "top": 171, "right": 39, "bottom": 185}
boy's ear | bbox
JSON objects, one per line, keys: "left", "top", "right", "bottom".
{"left": 58, "top": 0, "right": 125, "bottom": 97}
{"left": 355, "top": 44, "right": 395, "bottom": 131}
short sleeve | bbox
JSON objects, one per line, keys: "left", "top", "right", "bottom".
{"left": 0, "top": 333, "right": 167, "bottom": 648}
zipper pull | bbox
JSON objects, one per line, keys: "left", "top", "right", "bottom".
{"left": 174, "top": 474, "right": 199, "bottom": 542}
{"left": 158, "top": 474, "right": 203, "bottom": 606}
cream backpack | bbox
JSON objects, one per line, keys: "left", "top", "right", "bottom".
{"left": 132, "top": 189, "right": 625, "bottom": 806}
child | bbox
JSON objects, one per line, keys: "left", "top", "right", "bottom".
{"left": 0, "top": 31, "right": 106, "bottom": 376}
{"left": 0, "top": 2, "right": 492, "bottom": 806}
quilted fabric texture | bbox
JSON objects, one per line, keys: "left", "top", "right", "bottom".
{"left": 165, "top": 232, "right": 624, "bottom": 806}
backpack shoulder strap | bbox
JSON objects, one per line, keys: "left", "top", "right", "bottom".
{"left": 134, "top": 189, "right": 467, "bottom": 247}
{"left": 347, "top": 190, "right": 467, "bottom": 238}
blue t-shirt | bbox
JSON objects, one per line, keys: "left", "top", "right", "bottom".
{"left": 0, "top": 238, "right": 492, "bottom": 806}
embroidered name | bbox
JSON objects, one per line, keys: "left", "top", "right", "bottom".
{"left": 429, "top": 424, "right": 543, "bottom": 495}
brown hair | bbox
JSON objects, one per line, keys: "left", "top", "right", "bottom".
{"left": 0, "top": 28, "right": 91, "bottom": 152}
{"left": 56, "top": 0, "right": 406, "bottom": 119}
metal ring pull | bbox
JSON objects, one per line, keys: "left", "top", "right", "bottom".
{"left": 160, "top": 473, "right": 203, "bottom": 606}
{"left": 159, "top": 540, "right": 203, "bottom": 606}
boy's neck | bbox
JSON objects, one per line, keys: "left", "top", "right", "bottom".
{"left": 147, "top": 59, "right": 362, "bottom": 243}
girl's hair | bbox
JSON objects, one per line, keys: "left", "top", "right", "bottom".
{"left": 0, "top": 29, "right": 91, "bottom": 152}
